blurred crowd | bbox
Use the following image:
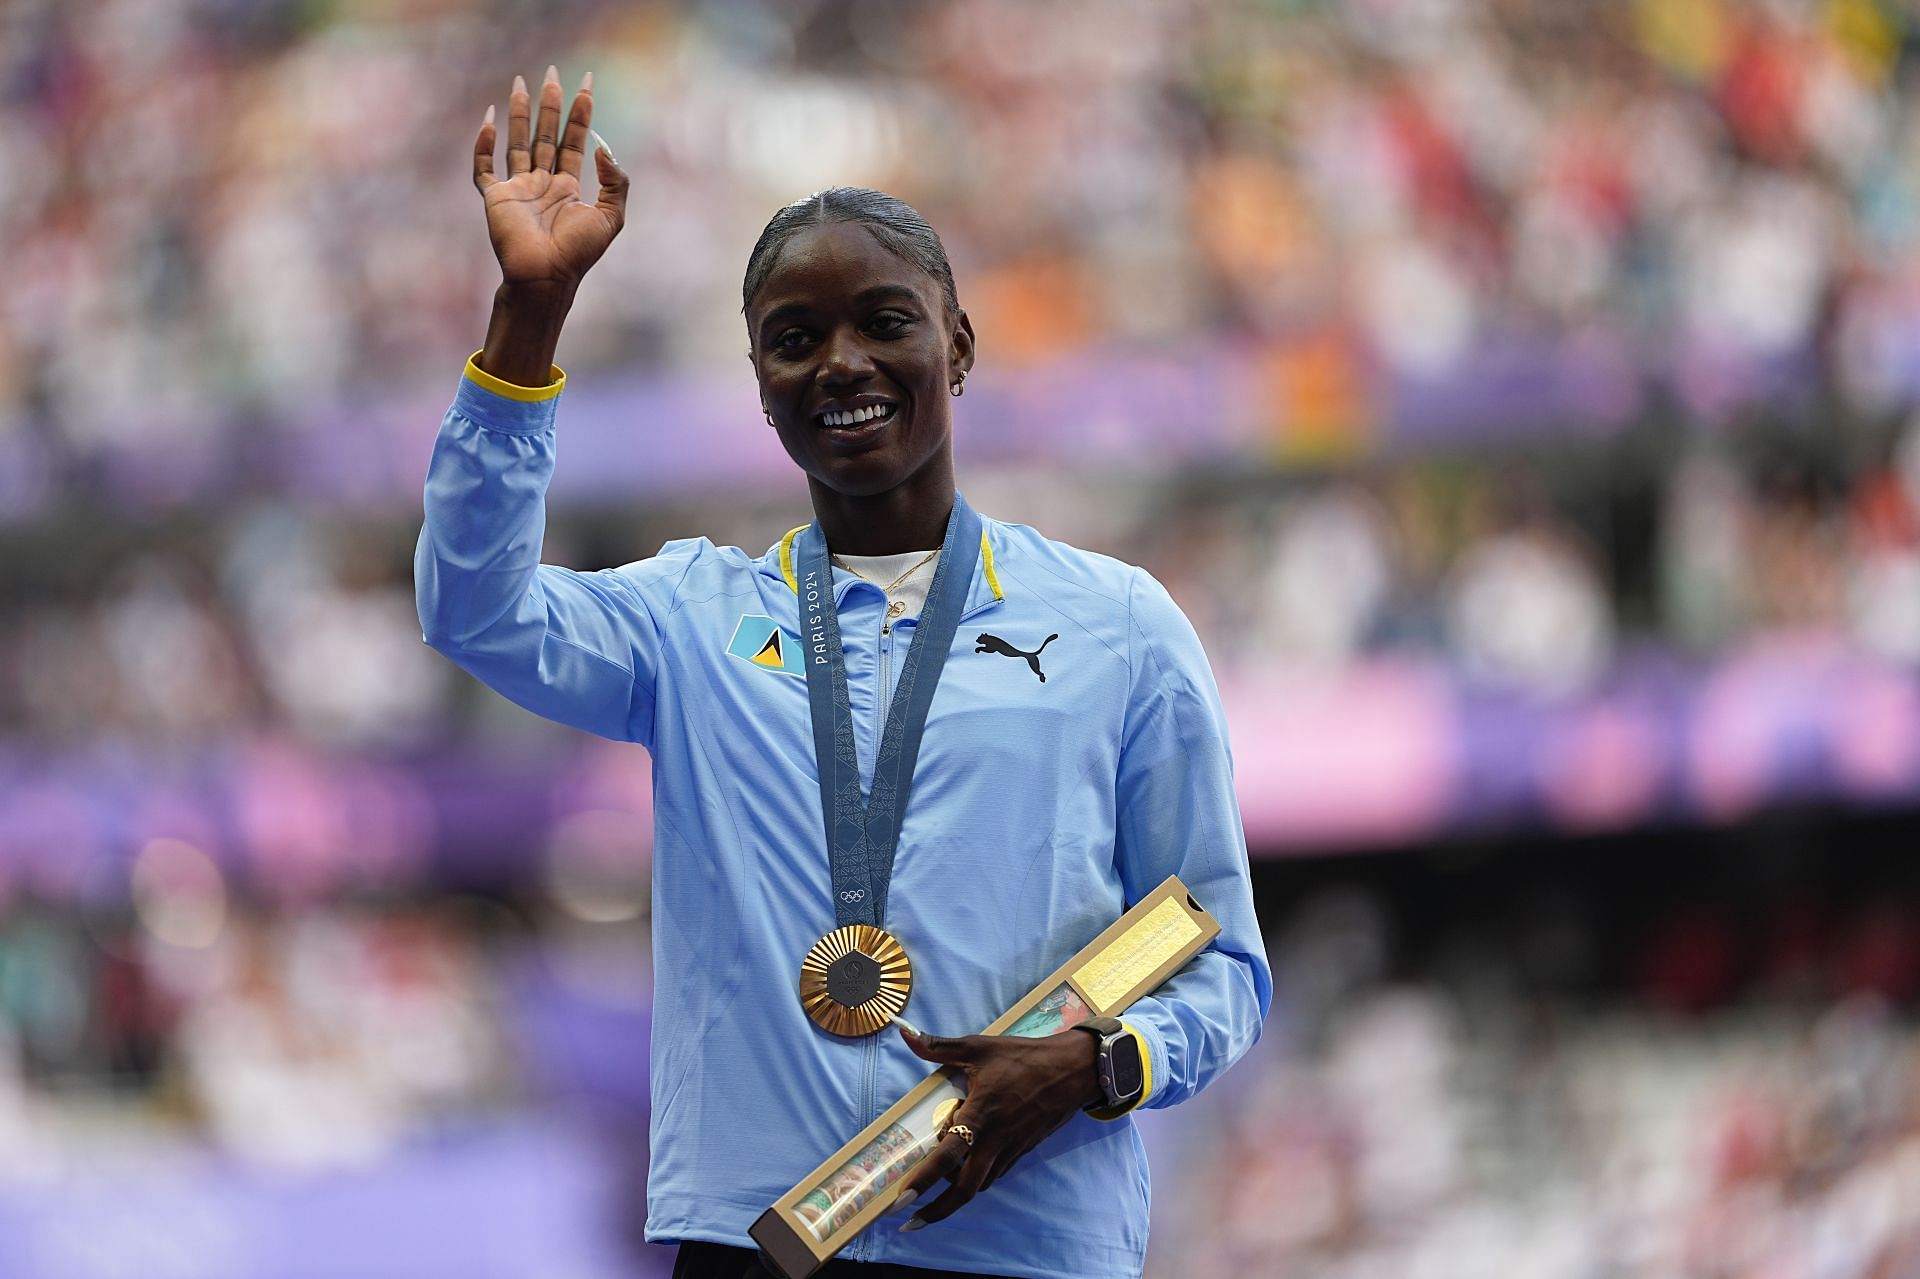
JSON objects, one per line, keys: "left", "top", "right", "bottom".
{"left": 6, "top": 0, "right": 1920, "bottom": 481}
{"left": 1149, "top": 880, "right": 1920, "bottom": 1279}
{"left": 5, "top": 0, "right": 1920, "bottom": 828}
{"left": 1, "top": 506, "right": 452, "bottom": 751}
{"left": 8, "top": 409, "right": 1919, "bottom": 765}
{"left": 1135, "top": 414, "right": 1920, "bottom": 689}
{"left": 1155, "top": 989, "right": 1920, "bottom": 1278}
{"left": 4, "top": 0, "right": 1920, "bottom": 1271}
{"left": 1, "top": 865, "right": 1917, "bottom": 1279}
{"left": 0, "top": 896, "right": 505, "bottom": 1176}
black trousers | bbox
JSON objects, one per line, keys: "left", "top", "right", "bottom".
{"left": 671, "top": 1240, "right": 1013, "bottom": 1279}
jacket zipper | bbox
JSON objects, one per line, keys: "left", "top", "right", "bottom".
{"left": 854, "top": 608, "right": 894, "bottom": 1261}
{"left": 848, "top": 590, "right": 992, "bottom": 1259}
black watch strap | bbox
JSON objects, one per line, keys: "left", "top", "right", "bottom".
{"left": 1073, "top": 1017, "right": 1144, "bottom": 1116}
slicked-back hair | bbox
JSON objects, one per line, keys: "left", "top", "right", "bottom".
{"left": 742, "top": 187, "right": 961, "bottom": 330}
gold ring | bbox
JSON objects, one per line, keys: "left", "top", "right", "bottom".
{"left": 946, "top": 1124, "right": 976, "bottom": 1148}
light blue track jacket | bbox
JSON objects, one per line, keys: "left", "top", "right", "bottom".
{"left": 414, "top": 362, "right": 1272, "bottom": 1279}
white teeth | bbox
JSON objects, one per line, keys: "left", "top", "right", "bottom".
{"left": 821, "top": 405, "right": 892, "bottom": 427}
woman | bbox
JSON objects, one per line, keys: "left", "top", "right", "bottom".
{"left": 416, "top": 67, "right": 1271, "bottom": 1279}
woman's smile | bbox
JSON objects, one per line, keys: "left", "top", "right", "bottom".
{"left": 817, "top": 400, "right": 902, "bottom": 451}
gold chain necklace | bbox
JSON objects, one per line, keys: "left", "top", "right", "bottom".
{"left": 833, "top": 548, "right": 940, "bottom": 619}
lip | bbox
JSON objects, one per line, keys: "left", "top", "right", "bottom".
{"left": 820, "top": 409, "right": 900, "bottom": 454}
{"left": 810, "top": 395, "right": 904, "bottom": 457}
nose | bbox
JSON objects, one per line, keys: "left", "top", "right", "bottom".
{"left": 816, "top": 326, "right": 875, "bottom": 387}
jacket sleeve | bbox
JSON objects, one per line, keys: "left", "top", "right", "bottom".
{"left": 1107, "top": 567, "right": 1272, "bottom": 1112}
{"left": 413, "top": 356, "right": 695, "bottom": 751}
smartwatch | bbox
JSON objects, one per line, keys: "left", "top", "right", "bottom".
{"left": 1073, "top": 1016, "right": 1145, "bottom": 1116}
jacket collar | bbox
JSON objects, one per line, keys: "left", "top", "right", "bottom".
{"left": 759, "top": 504, "right": 1007, "bottom": 617}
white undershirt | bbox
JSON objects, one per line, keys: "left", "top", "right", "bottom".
{"left": 834, "top": 549, "right": 941, "bottom": 621}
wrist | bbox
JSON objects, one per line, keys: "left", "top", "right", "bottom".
{"left": 1069, "top": 1026, "right": 1103, "bottom": 1111}
{"left": 1072, "top": 1017, "right": 1147, "bottom": 1118}
{"left": 495, "top": 278, "right": 579, "bottom": 313}
{"left": 479, "top": 282, "right": 576, "bottom": 389}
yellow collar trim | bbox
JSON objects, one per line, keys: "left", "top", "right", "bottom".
{"left": 779, "top": 527, "right": 1005, "bottom": 603}
{"left": 979, "top": 530, "right": 1005, "bottom": 601}
{"left": 778, "top": 525, "right": 807, "bottom": 593}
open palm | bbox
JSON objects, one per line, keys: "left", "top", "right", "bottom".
{"left": 473, "top": 68, "right": 628, "bottom": 290}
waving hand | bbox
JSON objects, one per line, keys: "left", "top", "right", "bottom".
{"left": 474, "top": 66, "right": 628, "bottom": 291}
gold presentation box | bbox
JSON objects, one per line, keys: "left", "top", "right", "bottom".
{"left": 749, "top": 876, "right": 1221, "bottom": 1279}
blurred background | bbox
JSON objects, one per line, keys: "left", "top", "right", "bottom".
{"left": 3, "top": 0, "right": 1920, "bottom": 1274}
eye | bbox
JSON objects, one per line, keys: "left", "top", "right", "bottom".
{"left": 774, "top": 328, "right": 813, "bottom": 351}
{"left": 866, "top": 311, "right": 913, "bottom": 336}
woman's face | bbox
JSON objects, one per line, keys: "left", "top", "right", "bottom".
{"left": 748, "top": 222, "right": 975, "bottom": 502}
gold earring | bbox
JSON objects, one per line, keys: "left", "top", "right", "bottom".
{"left": 764, "top": 409, "right": 775, "bottom": 427}
{"left": 950, "top": 376, "right": 966, "bottom": 398}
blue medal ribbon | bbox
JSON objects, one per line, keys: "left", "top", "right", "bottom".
{"left": 795, "top": 495, "right": 982, "bottom": 930}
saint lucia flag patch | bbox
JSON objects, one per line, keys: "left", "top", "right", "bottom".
{"left": 726, "top": 614, "right": 805, "bottom": 678}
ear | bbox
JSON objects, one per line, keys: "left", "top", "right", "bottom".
{"left": 949, "top": 309, "right": 976, "bottom": 381}
{"left": 746, "top": 344, "right": 772, "bottom": 421}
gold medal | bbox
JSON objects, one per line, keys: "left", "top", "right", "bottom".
{"left": 799, "top": 925, "right": 913, "bottom": 1037}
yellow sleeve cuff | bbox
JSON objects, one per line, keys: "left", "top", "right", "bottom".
{"left": 464, "top": 351, "right": 567, "bottom": 402}
{"left": 1086, "top": 1019, "right": 1154, "bottom": 1121}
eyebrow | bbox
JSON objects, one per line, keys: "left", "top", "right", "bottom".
{"left": 756, "top": 285, "right": 927, "bottom": 338}
{"left": 852, "top": 284, "right": 922, "bottom": 307}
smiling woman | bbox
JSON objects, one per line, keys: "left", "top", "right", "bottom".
{"left": 745, "top": 199, "right": 976, "bottom": 554}
{"left": 415, "top": 66, "right": 1270, "bottom": 1279}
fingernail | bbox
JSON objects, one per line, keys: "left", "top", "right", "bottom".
{"left": 589, "top": 129, "right": 615, "bottom": 162}
{"left": 888, "top": 1188, "right": 919, "bottom": 1215}
{"left": 545, "top": 64, "right": 560, "bottom": 85}
{"left": 483, "top": 104, "right": 495, "bottom": 127}
{"left": 899, "top": 1217, "right": 926, "bottom": 1233}
{"left": 582, "top": 70, "right": 593, "bottom": 91}
{"left": 513, "top": 74, "right": 526, "bottom": 96}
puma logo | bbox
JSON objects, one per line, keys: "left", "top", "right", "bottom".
{"left": 975, "top": 632, "right": 1058, "bottom": 683}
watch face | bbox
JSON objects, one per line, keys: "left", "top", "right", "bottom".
{"left": 1109, "top": 1033, "right": 1145, "bottom": 1100}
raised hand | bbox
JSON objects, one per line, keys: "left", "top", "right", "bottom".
{"left": 473, "top": 66, "right": 628, "bottom": 292}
